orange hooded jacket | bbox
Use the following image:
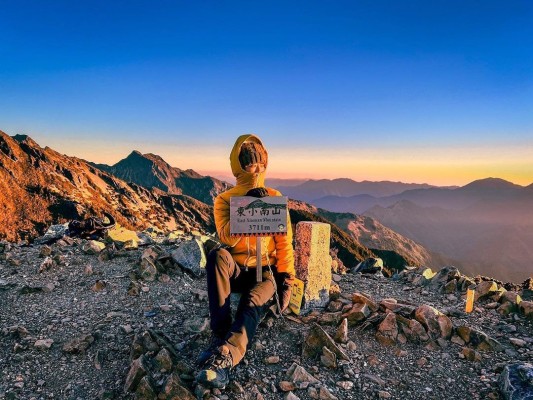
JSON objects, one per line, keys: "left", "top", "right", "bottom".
{"left": 213, "top": 134, "right": 295, "bottom": 277}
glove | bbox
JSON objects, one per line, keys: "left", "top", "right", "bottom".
{"left": 276, "top": 273, "right": 295, "bottom": 313}
{"left": 246, "top": 187, "right": 269, "bottom": 198}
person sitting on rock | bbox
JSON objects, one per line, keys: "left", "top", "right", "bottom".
{"left": 196, "top": 134, "right": 295, "bottom": 389}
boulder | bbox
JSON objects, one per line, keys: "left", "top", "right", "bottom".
{"left": 124, "top": 356, "right": 148, "bottom": 393}
{"left": 475, "top": 280, "right": 499, "bottom": 302}
{"left": 352, "top": 292, "right": 378, "bottom": 312}
{"left": 302, "top": 323, "right": 349, "bottom": 361}
{"left": 294, "top": 222, "right": 332, "bottom": 310}
{"left": 162, "top": 373, "right": 196, "bottom": 400}
{"left": 171, "top": 239, "right": 206, "bottom": 277}
{"left": 353, "top": 257, "right": 383, "bottom": 274}
{"left": 107, "top": 226, "right": 139, "bottom": 249}
{"left": 498, "top": 363, "right": 533, "bottom": 400}
{"left": 429, "top": 266, "right": 460, "bottom": 291}
{"left": 414, "top": 304, "right": 452, "bottom": 340}
{"left": 519, "top": 300, "right": 533, "bottom": 319}
{"left": 341, "top": 303, "right": 370, "bottom": 326}
{"left": 376, "top": 313, "right": 398, "bottom": 346}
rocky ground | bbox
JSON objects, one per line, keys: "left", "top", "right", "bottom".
{"left": 1, "top": 238, "right": 532, "bottom": 400}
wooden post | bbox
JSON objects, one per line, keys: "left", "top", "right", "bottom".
{"left": 256, "top": 236, "right": 262, "bottom": 282}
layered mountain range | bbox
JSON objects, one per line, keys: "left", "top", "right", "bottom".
{"left": 0, "top": 131, "right": 215, "bottom": 241}
{"left": 278, "top": 177, "right": 533, "bottom": 282}
{"left": 0, "top": 130, "right": 429, "bottom": 273}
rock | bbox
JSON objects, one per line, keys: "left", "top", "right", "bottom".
{"left": 352, "top": 292, "right": 378, "bottom": 312}
{"left": 341, "top": 303, "right": 370, "bottom": 326}
{"left": 336, "top": 381, "right": 353, "bottom": 390}
{"left": 34, "top": 223, "right": 69, "bottom": 245}
{"left": 318, "top": 312, "right": 342, "bottom": 325}
{"left": 82, "top": 240, "right": 106, "bottom": 254}
{"left": 279, "top": 381, "right": 296, "bottom": 392}
{"left": 461, "top": 347, "right": 482, "bottom": 362}
{"left": 107, "top": 226, "right": 139, "bottom": 248}
{"left": 171, "top": 239, "right": 207, "bottom": 277}
{"left": 265, "top": 355, "right": 280, "bottom": 364}
{"left": 318, "top": 386, "right": 338, "bottom": 400}
{"left": 91, "top": 280, "right": 107, "bottom": 292}
{"left": 294, "top": 222, "right": 332, "bottom": 309}
{"left": 286, "top": 363, "right": 319, "bottom": 387}
{"left": 62, "top": 334, "right": 94, "bottom": 354}
{"left": 352, "top": 257, "right": 383, "bottom": 274}
{"left": 378, "top": 391, "right": 392, "bottom": 399}
{"left": 135, "top": 376, "right": 156, "bottom": 399}
{"left": 397, "top": 316, "right": 430, "bottom": 343}
{"left": 497, "top": 302, "right": 517, "bottom": 315}
{"left": 284, "top": 392, "right": 300, "bottom": 400}
{"left": 84, "top": 264, "right": 94, "bottom": 275}
{"left": 34, "top": 339, "right": 54, "bottom": 350}
{"left": 320, "top": 346, "right": 337, "bottom": 368}
{"left": 414, "top": 304, "right": 452, "bottom": 340}
{"left": 498, "top": 362, "right": 533, "bottom": 400}
{"left": 302, "top": 323, "right": 349, "bottom": 361}
{"left": 500, "top": 291, "right": 522, "bottom": 305}
{"left": 183, "top": 317, "right": 209, "bottom": 333}
{"left": 429, "top": 266, "right": 461, "bottom": 291}
{"left": 162, "top": 373, "right": 196, "bottom": 400}
{"left": 139, "top": 258, "right": 158, "bottom": 282}
{"left": 376, "top": 313, "right": 398, "bottom": 346}
{"left": 38, "top": 256, "right": 55, "bottom": 273}
{"left": 334, "top": 318, "right": 348, "bottom": 344}
{"left": 519, "top": 300, "right": 533, "bottom": 319}
{"left": 124, "top": 356, "right": 148, "bottom": 392}
{"left": 326, "top": 300, "right": 343, "bottom": 312}
{"left": 475, "top": 280, "right": 499, "bottom": 301}
{"left": 509, "top": 338, "right": 527, "bottom": 348}
{"left": 155, "top": 348, "right": 173, "bottom": 371}
{"left": 443, "top": 280, "right": 457, "bottom": 294}
{"left": 347, "top": 341, "right": 357, "bottom": 351}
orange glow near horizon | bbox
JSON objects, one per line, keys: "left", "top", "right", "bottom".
{"left": 42, "top": 137, "right": 533, "bottom": 187}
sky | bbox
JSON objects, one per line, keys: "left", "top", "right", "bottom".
{"left": 1, "top": 0, "right": 532, "bottom": 186}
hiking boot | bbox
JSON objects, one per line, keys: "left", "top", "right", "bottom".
{"left": 196, "top": 345, "right": 233, "bottom": 389}
{"left": 197, "top": 335, "right": 225, "bottom": 366}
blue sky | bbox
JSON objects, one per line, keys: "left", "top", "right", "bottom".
{"left": 1, "top": 1, "right": 532, "bottom": 184}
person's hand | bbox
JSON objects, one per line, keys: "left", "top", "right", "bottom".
{"left": 246, "top": 187, "right": 269, "bottom": 198}
{"left": 276, "top": 273, "right": 295, "bottom": 313}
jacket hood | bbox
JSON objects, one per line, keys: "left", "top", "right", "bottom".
{"left": 230, "top": 134, "right": 268, "bottom": 188}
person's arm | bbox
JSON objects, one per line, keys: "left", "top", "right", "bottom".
{"left": 214, "top": 195, "right": 240, "bottom": 247}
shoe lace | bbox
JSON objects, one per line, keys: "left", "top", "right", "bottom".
{"left": 206, "top": 349, "right": 233, "bottom": 370}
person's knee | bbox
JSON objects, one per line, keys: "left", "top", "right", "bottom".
{"left": 206, "top": 248, "right": 233, "bottom": 273}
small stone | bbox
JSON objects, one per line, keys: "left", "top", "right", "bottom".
{"left": 336, "top": 381, "right": 353, "bottom": 390}
{"left": 124, "top": 356, "right": 148, "bottom": 392}
{"left": 38, "top": 257, "right": 55, "bottom": 273}
{"left": 34, "top": 339, "right": 54, "bottom": 350}
{"left": 265, "top": 356, "right": 280, "bottom": 364}
{"left": 285, "top": 392, "right": 300, "bottom": 400}
{"left": 319, "top": 386, "right": 338, "bottom": 400}
{"left": 62, "top": 334, "right": 94, "bottom": 354}
{"left": 461, "top": 347, "right": 482, "bottom": 362}
{"left": 121, "top": 324, "right": 133, "bottom": 334}
{"left": 279, "top": 381, "right": 296, "bottom": 392}
{"left": 378, "top": 391, "right": 392, "bottom": 398}
{"left": 334, "top": 318, "right": 348, "bottom": 344}
{"left": 347, "top": 341, "right": 357, "bottom": 351}
{"left": 91, "top": 280, "right": 107, "bottom": 292}
{"left": 509, "top": 338, "right": 527, "bottom": 347}
{"left": 84, "top": 265, "right": 93, "bottom": 275}
{"left": 320, "top": 346, "right": 337, "bottom": 368}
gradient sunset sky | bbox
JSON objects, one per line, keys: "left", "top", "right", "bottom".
{"left": 2, "top": 1, "right": 532, "bottom": 186}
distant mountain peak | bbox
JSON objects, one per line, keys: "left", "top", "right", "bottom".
{"left": 12, "top": 134, "right": 40, "bottom": 148}
{"left": 462, "top": 177, "right": 521, "bottom": 190}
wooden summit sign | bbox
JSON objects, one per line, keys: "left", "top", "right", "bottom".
{"left": 229, "top": 196, "right": 288, "bottom": 237}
